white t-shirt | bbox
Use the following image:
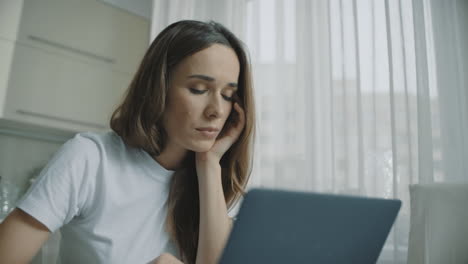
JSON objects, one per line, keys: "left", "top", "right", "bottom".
{"left": 17, "top": 131, "right": 179, "bottom": 264}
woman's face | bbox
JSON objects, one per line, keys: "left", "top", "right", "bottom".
{"left": 162, "top": 44, "right": 240, "bottom": 154}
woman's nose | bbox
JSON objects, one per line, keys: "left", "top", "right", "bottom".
{"left": 204, "top": 95, "right": 225, "bottom": 119}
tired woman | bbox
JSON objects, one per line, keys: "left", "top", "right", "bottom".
{"left": 0, "top": 20, "right": 255, "bottom": 264}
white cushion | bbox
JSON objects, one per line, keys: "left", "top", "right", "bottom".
{"left": 407, "top": 183, "right": 468, "bottom": 263}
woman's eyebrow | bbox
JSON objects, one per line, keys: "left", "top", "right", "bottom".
{"left": 187, "top": 74, "right": 238, "bottom": 88}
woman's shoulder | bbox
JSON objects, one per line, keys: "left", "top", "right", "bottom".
{"left": 61, "top": 130, "right": 124, "bottom": 158}
{"left": 70, "top": 130, "right": 122, "bottom": 146}
{"left": 68, "top": 130, "right": 144, "bottom": 160}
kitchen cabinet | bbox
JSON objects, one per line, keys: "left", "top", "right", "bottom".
{"left": 0, "top": 0, "right": 149, "bottom": 133}
{"left": 5, "top": 43, "right": 131, "bottom": 131}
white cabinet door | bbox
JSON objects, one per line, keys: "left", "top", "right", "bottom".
{"left": 4, "top": 43, "right": 130, "bottom": 132}
{"left": 0, "top": 0, "right": 149, "bottom": 133}
{"left": 17, "top": 0, "right": 149, "bottom": 75}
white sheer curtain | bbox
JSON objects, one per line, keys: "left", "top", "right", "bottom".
{"left": 151, "top": 0, "right": 468, "bottom": 263}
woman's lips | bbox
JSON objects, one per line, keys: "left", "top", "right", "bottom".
{"left": 196, "top": 128, "right": 219, "bottom": 138}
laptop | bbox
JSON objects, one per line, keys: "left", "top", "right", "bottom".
{"left": 219, "top": 188, "right": 401, "bottom": 264}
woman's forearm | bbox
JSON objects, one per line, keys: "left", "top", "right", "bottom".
{"left": 195, "top": 159, "right": 231, "bottom": 264}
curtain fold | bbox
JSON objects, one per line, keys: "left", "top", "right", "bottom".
{"left": 428, "top": 0, "right": 468, "bottom": 182}
{"left": 151, "top": 0, "right": 468, "bottom": 262}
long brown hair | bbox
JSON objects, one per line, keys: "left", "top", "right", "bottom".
{"left": 110, "top": 20, "right": 255, "bottom": 263}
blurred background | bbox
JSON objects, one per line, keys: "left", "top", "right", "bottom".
{"left": 1, "top": 0, "right": 467, "bottom": 263}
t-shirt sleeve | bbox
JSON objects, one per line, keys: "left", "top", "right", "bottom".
{"left": 16, "top": 134, "right": 99, "bottom": 233}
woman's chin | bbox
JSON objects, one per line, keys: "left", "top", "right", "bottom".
{"left": 189, "top": 141, "right": 215, "bottom": 153}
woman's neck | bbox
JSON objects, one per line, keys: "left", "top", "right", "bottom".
{"left": 153, "top": 143, "right": 189, "bottom": 171}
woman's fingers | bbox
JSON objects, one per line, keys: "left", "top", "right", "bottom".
{"left": 234, "top": 102, "right": 245, "bottom": 129}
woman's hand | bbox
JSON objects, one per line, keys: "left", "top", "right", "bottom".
{"left": 149, "top": 253, "right": 184, "bottom": 264}
{"left": 196, "top": 102, "right": 246, "bottom": 164}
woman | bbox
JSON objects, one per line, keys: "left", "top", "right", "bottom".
{"left": 0, "top": 20, "right": 255, "bottom": 264}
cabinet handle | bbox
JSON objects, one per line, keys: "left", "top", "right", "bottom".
{"left": 16, "top": 109, "right": 107, "bottom": 129}
{"left": 28, "top": 35, "right": 116, "bottom": 64}
{"left": 0, "top": 126, "right": 69, "bottom": 143}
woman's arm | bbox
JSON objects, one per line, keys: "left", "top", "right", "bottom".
{"left": 195, "top": 158, "right": 232, "bottom": 264}
{"left": 150, "top": 253, "right": 184, "bottom": 264}
{"left": 0, "top": 208, "right": 51, "bottom": 263}
{"left": 195, "top": 102, "right": 245, "bottom": 264}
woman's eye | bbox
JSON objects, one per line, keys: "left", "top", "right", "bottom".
{"left": 189, "top": 88, "right": 206, "bottom": 94}
{"left": 222, "top": 95, "right": 234, "bottom": 102}
{"left": 189, "top": 87, "right": 234, "bottom": 102}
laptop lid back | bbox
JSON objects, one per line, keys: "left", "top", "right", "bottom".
{"left": 219, "top": 188, "right": 401, "bottom": 264}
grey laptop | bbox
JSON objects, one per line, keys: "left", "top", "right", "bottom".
{"left": 219, "top": 188, "right": 401, "bottom": 264}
